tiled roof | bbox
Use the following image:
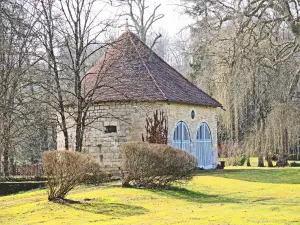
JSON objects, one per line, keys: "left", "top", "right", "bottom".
{"left": 83, "top": 31, "right": 222, "bottom": 108}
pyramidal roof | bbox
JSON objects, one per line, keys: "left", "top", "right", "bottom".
{"left": 83, "top": 31, "right": 222, "bottom": 108}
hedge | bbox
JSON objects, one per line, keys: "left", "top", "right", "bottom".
{"left": 0, "top": 181, "right": 46, "bottom": 196}
{"left": 0, "top": 177, "right": 46, "bottom": 182}
{"left": 290, "top": 162, "right": 300, "bottom": 167}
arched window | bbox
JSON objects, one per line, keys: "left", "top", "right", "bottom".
{"left": 195, "top": 123, "right": 212, "bottom": 168}
{"left": 172, "top": 122, "right": 191, "bottom": 152}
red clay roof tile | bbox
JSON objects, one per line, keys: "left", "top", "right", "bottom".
{"left": 82, "top": 31, "right": 222, "bottom": 108}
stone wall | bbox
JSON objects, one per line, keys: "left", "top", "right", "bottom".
{"left": 57, "top": 101, "right": 218, "bottom": 174}
{"left": 167, "top": 103, "right": 218, "bottom": 168}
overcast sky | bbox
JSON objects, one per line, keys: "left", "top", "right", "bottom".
{"left": 151, "top": 0, "right": 191, "bottom": 35}
{"left": 107, "top": 0, "right": 192, "bottom": 37}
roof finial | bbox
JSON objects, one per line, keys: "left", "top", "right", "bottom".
{"left": 125, "top": 18, "right": 129, "bottom": 31}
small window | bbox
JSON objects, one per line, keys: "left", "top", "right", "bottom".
{"left": 105, "top": 126, "right": 117, "bottom": 133}
{"left": 191, "top": 110, "right": 195, "bottom": 119}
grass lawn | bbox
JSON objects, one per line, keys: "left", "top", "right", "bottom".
{"left": 220, "top": 157, "right": 300, "bottom": 168}
{"left": 1, "top": 168, "right": 300, "bottom": 225}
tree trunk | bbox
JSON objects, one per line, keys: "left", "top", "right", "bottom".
{"left": 75, "top": 125, "right": 82, "bottom": 152}
{"left": 266, "top": 155, "right": 273, "bottom": 167}
{"left": 246, "top": 156, "right": 251, "bottom": 167}
{"left": 2, "top": 110, "right": 12, "bottom": 177}
{"left": 75, "top": 101, "right": 83, "bottom": 152}
{"left": 0, "top": 151, "right": 2, "bottom": 176}
{"left": 3, "top": 148, "right": 9, "bottom": 177}
{"left": 258, "top": 154, "right": 264, "bottom": 167}
{"left": 9, "top": 155, "right": 15, "bottom": 175}
{"left": 41, "top": 126, "right": 49, "bottom": 152}
{"left": 297, "top": 135, "right": 300, "bottom": 160}
{"left": 63, "top": 128, "right": 69, "bottom": 150}
{"left": 277, "top": 128, "right": 289, "bottom": 167}
{"left": 258, "top": 129, "right": 264, "bottom": 167}
{"left": 3, "top": 126, "right": 11, "bottom": 177}
{"left": 75, "top": 98, "right": 84, "bottom": 152}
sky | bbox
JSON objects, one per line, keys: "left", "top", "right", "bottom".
{"left": 106, "top": 0, "right": 193, "bottom": 37}
{"left": 151, "top": 0, "right": 192, "bottom": 35}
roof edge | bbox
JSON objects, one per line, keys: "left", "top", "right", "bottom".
{"left": 167, "top": 99, "right": 222, "bottom": 108}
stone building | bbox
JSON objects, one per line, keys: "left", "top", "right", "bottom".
{"left": 57, "top": 31, "right": 222, "bottom": 173}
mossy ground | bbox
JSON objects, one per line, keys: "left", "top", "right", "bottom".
{"left": 1, "top": 166, "right": 300, "bottom": 225}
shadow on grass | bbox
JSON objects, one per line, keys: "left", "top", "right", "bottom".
{"left": 149, "top": 187, "right": 240, "bottom": 204}
{"left": 63, "top": 200, "right": 148, "bottom": 217}
{"left": 194, "top": 168, "right": 300, "bottom": 184}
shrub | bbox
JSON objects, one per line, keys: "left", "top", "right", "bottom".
{"left": 84, "top": 172, "right": 111, "bottom": 185}
{"left": 225, "top": 154, "right": 247, "bottom": 166}
{"left": 142, "top": 110, "right": 168, "bottom": 144}
{"left": 288, "top": 154, "right": 299, "bottom": 161}
{"left": 0, "top": 182, "right": 46, "bottom": 196}
{"left": 240, "top": 154, "right": 247, "bottom": 166}
{"left": 42, "top": 150, "right": 99, "bottom": 201}
{"left": 225, "top": 156, "right": 241, "bottom": 166}
{"left": 290, "top": 162, "right": 300, "bottom": 167}
{"left": 122, "top": 142, "right": 197, "bottom": 189}
{"left": 219, "top": 142, "right": 248, "bottom": 166}
{"left": 0, "top": 176, "right": 46, "bottom": 182}
{"left": 219, "top": 141, "right": 242, "bottom": 158}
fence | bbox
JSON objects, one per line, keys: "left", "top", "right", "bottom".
{"left": 14, "top": 164, "right": 44, "bottom": 178}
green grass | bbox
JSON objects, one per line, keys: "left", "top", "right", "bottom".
{"left": 1, "top": 168, "right": 300, "bottom": 225}
{"left": 220, "top": 157, "right": 300, "bottom": 167}
{"left": 197, "top": 168, "right": 300, "bottom": 184}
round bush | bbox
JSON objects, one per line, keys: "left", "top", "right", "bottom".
{"left": 43, "top": 150, "right": 100, "bottom": 201}
{"left": 122, "top": 142, "right": 197, "bottom": 188}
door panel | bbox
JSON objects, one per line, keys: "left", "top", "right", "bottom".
{"left": 172, "top": 122, "right": 191, "bottom": 152}
{"left": 196, "top": 123, "right": 212, "bottom": 168}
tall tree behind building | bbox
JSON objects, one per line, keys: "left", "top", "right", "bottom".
{"left": 120, "top": 0, "right": 164, "bottom": 48}
{"left": 181, "top": 0, "right": 300, "bottom": 166}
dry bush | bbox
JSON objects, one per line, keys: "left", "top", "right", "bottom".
{"left": 219, "top": 141, "right": 242, "bottom": 158}
{"left": 220, "top": 141, "right": 244, "bottom": 166}
{"left": 122, "top": 142, "right": 197, "bottom": 189}
{"left": 84, "top": 172, "right": 111, "bottom": 185}
{"left": 42, "top": 151, "right": 99, "bottom": 201}
{"left": 142, "top": 110, "right": 168, "bottom": 144}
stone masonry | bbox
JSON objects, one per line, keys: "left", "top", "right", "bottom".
{"left": 57, "top": 101, "right": 218, "bottom": 174}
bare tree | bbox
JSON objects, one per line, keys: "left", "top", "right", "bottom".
{"left": 35, "top": 0, "right": 70, "bottom": 150}
{"left": 34, "top": 0, "right": 119, "bottom": 152}
{"left": 182, "top": 0, "right": 300, "bottom": 166}
{"left": 58, "top": 0, "right": 118, "bottom": 152}
{"left": 120, "top": 0, "right": 164, "bottom": 48}
{"left": 0, "top": 0, "right": 40, "bottom": 176}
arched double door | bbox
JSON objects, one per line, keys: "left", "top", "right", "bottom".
{"left": 172, "top": 121, "right": 213, "bottom": 169}
{"left": 195, "top": 123, "right": 213, "bottom": 168}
